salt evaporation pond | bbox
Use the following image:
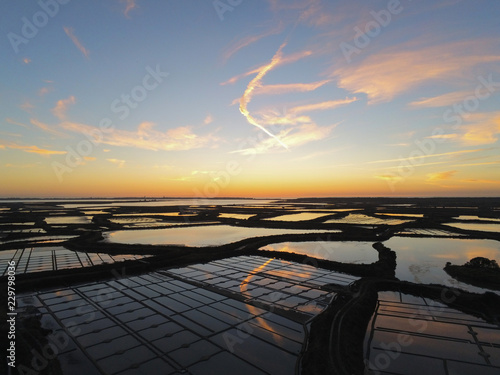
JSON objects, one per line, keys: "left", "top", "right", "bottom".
{"left": 265, "top": 213, "right": 331, "bottom": 221}
{"left": 259, "top": 241, "right": 379, "bottom": 264}
{"left": 443, "top": 222, "right": 500, "bottom": 233}
{"left": 384, "top": 237, "right": 500, "bottom": 294}
{"left": 106, "top": 225, "right": 341, "bottom": 247}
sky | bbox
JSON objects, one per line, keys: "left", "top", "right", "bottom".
{"left": 1, "top": 0, "right": 499, "bottom": 198}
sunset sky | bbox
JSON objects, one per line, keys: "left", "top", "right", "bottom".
{"left": 1, "top": 0, "right": 499, "bottom": 198}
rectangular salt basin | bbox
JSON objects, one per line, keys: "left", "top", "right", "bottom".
{"left": 259, "top": 241, "right": 379, "bottom": 264}
{"left": 106, "top": 225, "right": 341, "bottom": 246}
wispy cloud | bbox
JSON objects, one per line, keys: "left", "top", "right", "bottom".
{"left": 0, "top": 141, "right": 66, "bottom": 156}
{"left": 452, "top": 160, "right": 500, "bottom": 167}
{"left": 20, "top": 101, "right": 34, "bottom": 112}
{"left": 60, "top": 121, "right": 219, "bottom": 151}
{"left": 222, "top": 23, "right": 284, "bottom": 63}
{"left": 253, "top": 80, "right": 331, "bottom": 96}
{"left": 333, "top": 41, "right": 500, "bottom": 104}
{"left": 289, "top": 97, "right": 357, "bottom": 115}
{"left": 232, "top": 122, "right": 338, "bottom": 155}
{"left": 30, "top": 119, "right": 67, "bottom": 137}
{"left": 52, "top": 96, "right": 76, "bottom": 121}
{"left": 459, "top": 112, "right": 500, "bottom": 146}
{"left": 426, "top": 170, "right": 457, "bottom": 183}
{"left": 375, "top": 174, "right": 404, "bottom": 183}
{"left": 6, "top": 118, "right": 28, "bottom": 128}
{"left": 4, "top": 162, "right": 40, "bottom": 168}
{"left": 367, "top": 149, "right": 485, "bottom": 165}
{"left": 120, "top": 0, "right": 138, "bottom": 18}
{"left": 63, "top": 27, "right": 90, "bottom": 58}
{"left": 221, "top": 49, "right": 313, "bottom": 86}
{"left": 107, "top": 158, "right": 125, "bottom": 168}
{"left": 408, "top": 91, "right": 470, "bottom": 108}
{"left": 204, "top": 114, "right": 214, "bottom": 125}
{"left": 38, "top": 86, "right": 53, "bottom": 96}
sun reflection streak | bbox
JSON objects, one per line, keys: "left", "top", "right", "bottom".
{"left": 240, "top": 258, "right": 283, "bottom": 343}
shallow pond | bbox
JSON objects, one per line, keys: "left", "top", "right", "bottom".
{"left": 384, "top": 237, "right": 500, "bottom": 294}
{"left": 265, "top": 213, "right": 332, "bottom": 222}
{"left": 106, "top": 225, "right": 341, "bottom": 247}
{"left": 259, "top": 241, "right": 379, "bottom": 264}
{"left": 443, "top": 222, "right": 500, "bottom": 233}
{"left": 324, "top": 214, "right": 410, "bottom": 225}
{"left": 45, "top": 216, "right": 92, "bottom": 224}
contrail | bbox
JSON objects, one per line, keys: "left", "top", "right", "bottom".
{"left": 239, "top": 42, "right": 289, "bottom": 150}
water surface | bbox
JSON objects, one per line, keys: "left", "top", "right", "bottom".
{"left": 107, "top": 225, "right": 341, "bottom": 247}
{"left": 259, "top": 241, "right": 379, "bottom": 264}
{"left": 384, "top": 237, "right": 500, "bottom": 294}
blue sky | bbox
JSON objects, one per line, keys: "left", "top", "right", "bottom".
{"left": 1, "top": 0, "right": 499, "bottom": 197}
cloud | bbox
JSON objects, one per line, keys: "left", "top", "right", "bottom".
{"left": 6, "top": 118, "right": 28, "bottom": 128}
{"left": 222, "top": 23, "right": 284, "bottom": 63}
{"left": 233, "top": 122, "right": 338, "bottom": 155}
{"left": 239, "top": 42, "right": 290, "bottom": 150}
{"left": 107, "top": 158, "right": 125, "bottom": 168}
{"left": 0, "top": 142, "right": 66, "bottom": 156}
{"left": 4, "top": 162, "right": 40, "bottom": 168}
{"left": 375, "top": 174, "right": 404, "bottom": 183}
{"left": 426, "top": 170, "right": 457, "bottom": 183}
{"left": 30, "top": 119, "right": 67, "bottom": 137}
{"left": 121, "top": 0, "right": 138, "bottom": 18}
{"left": 63, "top": 27, "right": 90, "bottom": 58}
{"left": 333, "top": 41, "right": 500, "bottom": 104}
{"left": 60, "top": 121, "right": 220, "bottom": 151}
{"left": 408, "top": 91, "right": 470, "bottom": 108}
{"left": 204, "top": 114, "right": 214, "bottom": 125}
{"left": 427, "top": 134, "right": 459, "bottom": 140}
{"left": 221, "top": 49, "right": 313, "bottom": 86}
{"left": 52, "top": 96, "right": 76, "bottom": 121}
{"left": 20, "top": 101, "right": 34, "bottom": 112}
{"left": 288, "top": 97, "right": 357, "bottom": 115}
{"left": 253, "top": 80, "right": 331, "bottom": 96}
{"left": 38, "top": 86, "right": 53, "bottom": 96}
{"left": 267, "top": 0, "right": 337, "bottom": 28}
{"left": 367, "top": 149, "right": 485, "bottom": 165}
{"left": 459, "top": 112, "right": 500, "bottom": 145}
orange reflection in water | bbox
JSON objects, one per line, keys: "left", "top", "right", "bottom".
{"left": 240, "top": 258, "right": 283, "bottom": 344}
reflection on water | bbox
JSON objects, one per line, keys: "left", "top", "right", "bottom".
{"left": 265, "top": 213, "right": 331, "bottom": 221}
{"left": 384, "top": 237, "right": 500, "bottom": 294}
{"left": 217, "top": 213, "right": 256, "bottom": 220}
{"left": 45, "top": 216, "right": 92, "bottom": 224}
{"left": 324, "top": 214, "right": 410, "bottom": 225}
{"left": 239, "top": 258, "right": 283, "bottom": 344}
{"left": 455, "top": 215, "right": 500, "bottom": 222}
{"left": 365, "top": 291, "right": 500, "bottom": 374}
{"left": 259, "top": 241, "right": 379, "bottom": 264}
{"left": 107, "top": 225, "right": 341, "bottom": 246}
{"left": 443, "top": 222, "right": 500, "bottom": 233}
